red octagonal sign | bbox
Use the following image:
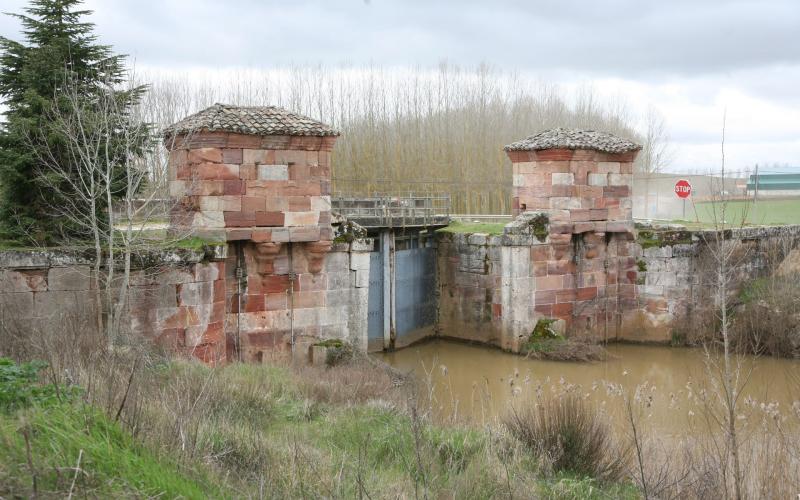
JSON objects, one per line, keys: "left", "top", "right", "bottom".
{"left": 675, "top": 179, "right": 692, "bottom": 199}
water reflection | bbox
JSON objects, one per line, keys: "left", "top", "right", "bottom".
{"left": 380, "top": 339, "right": 800, "bottom": 434}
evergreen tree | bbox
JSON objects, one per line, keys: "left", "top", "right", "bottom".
{"left": 0, "top": 0, "right": 147, "bottom": 244}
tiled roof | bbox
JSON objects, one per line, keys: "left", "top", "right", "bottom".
{"left": 164, "top": 103, "right": 339, "bottom": 137}
{"left": 504, "top": 128, "right": 641, "bottom": 154}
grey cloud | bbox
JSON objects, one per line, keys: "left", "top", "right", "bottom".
{"left": 2, "top": 0, "right": 797, "bottom": 78}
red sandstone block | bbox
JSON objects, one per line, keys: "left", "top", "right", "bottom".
{"left": 603, "top": 186, "right": 630, "bottom": 198}
{"left": 577, "top": 287, "right": 598, "bottom": 301}
{"left": 549, "top": 223, "right": 574, "bottom": 234}
{"left": 619, "top": 284, "right": 636, "bottom": 298}
{"left": 274, "top": 149, "right": 308, "bottom": 166}
{"left": 531, "top": 246, "right": 552, "bottom": 262}
{"left": 293, "top": 290, "right": 325, "bottom": 309}
{"left": 536, "top": 149, "right": 574, "bottom": 161}
{"left": 263, "top": 275, "right": 290, "bottom": 294}
{"left": 222, "top": 148, "right": 243, "bottom": 164}
{"left": 223, "top": 180, "right": 245, "bottom": 195}
{"left": 620, "top": 162, "right": 633, "bottom": 174}
{"left": 548, "top": 260, "right": 575, "bottom": 275}
{"left": 507, "top": 150, "right": 535, "bottom": 162}
{"left": 548, "top": 234, "right": 572, "bottom": 244}
{"left": 213, "top": 280, "right": 226, "bottom": 301}
{"left": 536, "top": 275, "right": 562, "bottom": 290}
{"left": 604, "top": 151, "right": 638, "bottom": 162}
{"left": 535, "top": 290, "right": 556, "bottom": 304}
{"left": 533, "top": 262, "right": 548, "bottom": 277}
{"left": 239, "top": 164, "right": 257, "bottom": 180}
{"left": 569, "top": 209, "right": 592, "bottom": 222}
{"left": 193, "top": 162, "right": 239, "bottom": 180}
{"left": 571, "top": 149, "right": 597, "bottom": 161}
{"left": 248, "top": 330, "right": 283, "bottom": 349}
{"left": 226, "top": 134, "right": 265, "bottom": 149}
{"left": 548, "top": 244, "right": 568, "bottom": 261}
{"left": 204, "top": 321, "right": 225, "bottom": 343}
{"left": 289, "top": 164, "right": 311, "bottom": 181}
{"left": 188, "top": 148, "right": 223, "bottom": 164}
{"left": 492, "top": 303, "right": 502, "bottom": 319}
{"left": 536, "top": 160, "right": 571, "bottom": 173}
{"left": 576, "top": 185, "right": 603, "bottom": 199}
{"left": 255, "top": 211, "right": 285, "bottom": 226}
{"left": 265, "top": 293, "right": 287, "bottom": 311}
{"left": 555, "top": 289, "right": 576, "bottom": 303}
{"left": 606, "top": 221, "right": 632, "bottom": 233}
{"left": 251, "top": 229, "right": 272, "bottom": 242}
{"left": 225, "top": 229, "right": 253, "bottom": 241}
{"left": 244, "top": 294, "right": 266, "bottom": 312}
{"left": 534, "top": 304, "right": 553, "bottom": 316}
{"left": 288, "top": 196, "right": 312, "bottom": 211}
{"left": 241, "top": 196, "right": 266, "bottom": 212}
{"left": 550, "top": 185, "right": 577, "bottom": 197}
{"left": 552, "top": 303, "right": 573, "bottom": 316}
{"left": 589, "top": 209, "right": 609, "bottom": 221}
{"left": 224, "top": 211, "right": 256, "bottom": 227}
{"left": 573, "top": 222, "right": 596, "bottom": 233}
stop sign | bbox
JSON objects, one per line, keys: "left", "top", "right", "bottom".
{"left": 675, "top": 179, "right": 692, "bottom": 199}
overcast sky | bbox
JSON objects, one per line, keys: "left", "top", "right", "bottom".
{"left": 2, "top": 0, "right": 799, "bottom": 174}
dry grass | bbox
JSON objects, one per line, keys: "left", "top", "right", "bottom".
{"left": 504, "top": 393, "right": 631, "bottom": 483}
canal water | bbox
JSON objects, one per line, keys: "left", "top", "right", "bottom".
{"left": 381, "top": 339, "right": 800, "bottom": 435}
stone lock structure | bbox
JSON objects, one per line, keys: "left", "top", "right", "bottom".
{"left": 437, "top": 129, "right": 643, "bottom": 351}
{"left": 165, "top": 104, "right": 369, "bottom": 362}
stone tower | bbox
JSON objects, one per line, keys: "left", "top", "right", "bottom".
{"left": 503, "top": 128, "right": 642, "bottom": 343}
{"left": 164, "top": 104, "right": 347, "bottom": 361}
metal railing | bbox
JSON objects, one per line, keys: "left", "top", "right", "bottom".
{"left": 332, "top": 193, "right": 451, "bottom": 228}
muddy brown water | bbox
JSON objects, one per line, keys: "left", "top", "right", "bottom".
{"left": 380, "top": 339, "right": 800, "bottom": 435}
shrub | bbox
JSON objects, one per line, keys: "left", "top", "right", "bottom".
{"left": 0, "top": 358, "right": 79, "bottom": 412}
{"left": 503, "top": 393, "right": 630, "bottom": 482}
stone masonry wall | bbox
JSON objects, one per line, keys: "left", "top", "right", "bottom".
{"left": 437, "top": 224, "right": 800, "bottom": 348}
{"left": 0, "top": 240, "right": 371, "bottom": 364}
{"left": 222, "top": 240, "right": 371, "bottom": 363}
{"left": 0, "top": 247, "right": 229, "bottom": 364}
{"left": 628, "top": 224, "right": 800, "bottom": 343}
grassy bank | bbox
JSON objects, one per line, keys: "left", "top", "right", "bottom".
{"left": 0, "top": 354, "right": 638, "bottom": 499}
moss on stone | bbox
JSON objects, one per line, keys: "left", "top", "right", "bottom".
{"left": 636, "top": 259, "right": 647, "bottom": 272}
{"left": 529, "top": 213, "right": 550, "bottom": 242}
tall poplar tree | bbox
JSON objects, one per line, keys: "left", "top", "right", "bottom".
{"left": 0, "top": 0, "right": 146, "bottom": 244}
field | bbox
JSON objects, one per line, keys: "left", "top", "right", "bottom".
{"left": 691, "top": 198, "right": 800, "bottom": 226}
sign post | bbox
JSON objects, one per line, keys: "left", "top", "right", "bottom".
{"left": 674, "top": 179, "right": 692, "bottom": 219}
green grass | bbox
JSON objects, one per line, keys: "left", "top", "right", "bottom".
{"left": 0, "top": 357, "right": 640, "bottom": 498}
{"left": 692, "top": 198, "right": 800, "bottom": 226}
{"left": 0, "top": 403, "right": 222, "bottom": 498}
{"left": 437, "top": 220, "right": 507, "bottom": 235}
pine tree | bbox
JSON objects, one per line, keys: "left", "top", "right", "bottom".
{"left": 0, "top": 0, "right": 146, "bottom": 244}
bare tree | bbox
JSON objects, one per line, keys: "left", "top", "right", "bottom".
{"left": 32, "top": 69, "right": 192, "bottom": 345}
{"left": 638, "top": 106, "right": 673, "bottom": 219}
{"left": 696, "top": 112, "right": 748, "bottom": 499}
